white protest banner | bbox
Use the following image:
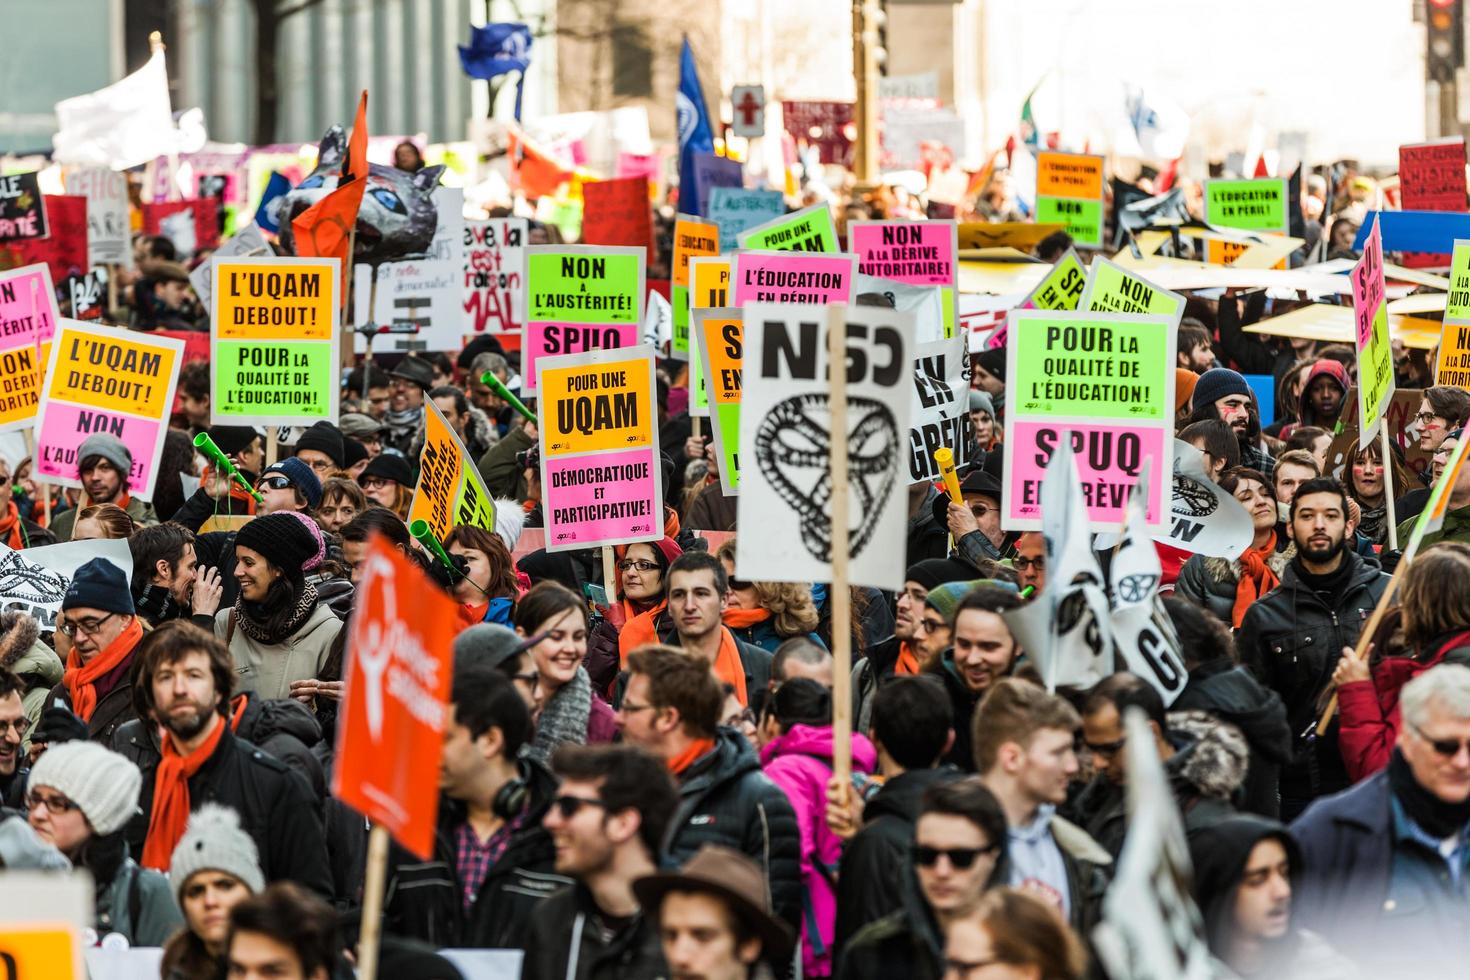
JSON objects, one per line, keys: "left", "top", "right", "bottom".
{"left": 643, "top": 289, "right": 672, "bottom": 352}
{"left": 1351, "top": 215, "right": 1394, "bottom": 443}
{"left": 1002, "top": 438, "right": 1115, "bottom": 691}
{"left": 909, "top": 337, "right": 970, "bottom": 484}
{"left": 1092, "top": 710, "right": 1215, "bottom": 980}
{"left": 354, "top": 187, "right": 467, "bottom": 353}
{"left": 737, "top": 303, "right": 911, "bottom": 591}
{"left": 0, "top": 538, "right": 132, "bottom": 630}
{"left": 854, "top": 273, "right": 947, "bottom": 343}
{"left": 1109, "top": 462, "right": 1188, "bottom": 706}
{"left": 1162, "top": 440, "right": 1254, "bottom": 558}
{"left": 463, "top": 217, "right": 528, "bottom": 335}
{"left": 64, "top": 168, "right": 132, "bottom": 268}
{"left": 191, "top": 223, "right": 270, "bottom": 316}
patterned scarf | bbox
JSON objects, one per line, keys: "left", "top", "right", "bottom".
{"left": 528, "top": 665, "right": 592, "bottom": 765}
{"left": 234, "top": 583, "right": 319, "bottom": 645}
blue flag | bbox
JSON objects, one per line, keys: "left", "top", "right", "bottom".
{"left": 459, "top": 23, "right": 532, "bottom": 80}
{"left": 253, "top": 172, "right": 291, "bottom": 235}
{"left": 677, "top": 36, "right": 715, "bottom": 216}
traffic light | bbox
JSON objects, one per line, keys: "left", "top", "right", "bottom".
{"left": 1428, "top": 0, "right": 1464, "bottom": 83}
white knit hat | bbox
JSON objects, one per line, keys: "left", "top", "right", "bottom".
{"left": 168, "top": 804, "right": 265, "bottom": 904}
{"left": 27, "top": 741, "right": 141, "bottom": 837}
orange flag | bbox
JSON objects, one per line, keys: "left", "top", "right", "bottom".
{"left": 294, "top": 90, "right": 368, "bottom": 300}
{"left": 508, "top": 123, "right": 574, "bottom": 200}
{"left": 344, "top": 89, "right": 368, "bottom": 184}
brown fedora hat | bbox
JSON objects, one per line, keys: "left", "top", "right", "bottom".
{"left": 633, "top": 845, "right": 795, "bottom": 963}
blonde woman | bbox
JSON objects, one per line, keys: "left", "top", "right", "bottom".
{"left": 715, "top": 538, "right": 826, "bottom": 653}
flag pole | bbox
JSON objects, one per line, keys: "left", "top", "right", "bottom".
{"left": 1381, "top": 427, "right": 1399, "bottom": 552}
{"left": 827, "top": 305, "right": 853, "bottom": 789}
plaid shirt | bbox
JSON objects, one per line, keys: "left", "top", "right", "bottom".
{"left": 454, "top": 813, "right": 523, "bottom": 912}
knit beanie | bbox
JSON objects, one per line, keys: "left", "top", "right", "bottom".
{"left": 235, "top": 512, "right": 321, "bottom": 582}
{"left": 968, "top": 390, "right": 995, "bottom": 416}
{"left": 905, "top": 558, "right": 980, "bottom": 593}
{"left": 343, "top": 438, "right": 369, "bottom": 470}
{"left": 62, "top": 557, "right": 135, "bottom": 615}
{"left": 278, "top": 511, "right": 326, "bottom": 573}
{"left": 359, "top": 453, "right": 414, "bottom": 488}
{"left": 206, "top": 425, "right": 261, "bottom": 459}
{"left": 975, "top": 347, "right": 1006, "bottom": 382}
{"left": 294, "top": 421, "right": 345, "bottom": 468}
{"left": 453, "top": 623, "right": 527, "bottom": 673}
{"left": 76, "top": 433, "right": 133, "bottom": 480}
{"left": 259, "top": 458, "right": 323, "bottom": 509}
{"left": 27, "top": 741, "right": 141, "bottom": 836}
{"left": 1192, "top": 368, "right": 1252, "bottom": 411}
{"left": 923, "top": 580, "right": 981, "bottom": 621}
{"left": 1174, "top": 369, "right": 1199, "bottom": 414}
{"left": 169, "top": 803, "right": 266, "bottom": 905}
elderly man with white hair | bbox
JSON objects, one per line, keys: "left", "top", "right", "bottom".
{"left": 1290, "top": 663, "right": 1470, "bottom": 974}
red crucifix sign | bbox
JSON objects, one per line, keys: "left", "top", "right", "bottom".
{"left": 731, "top": 85, "right": 765, "bottom": 139}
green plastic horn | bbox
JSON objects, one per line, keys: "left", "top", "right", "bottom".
{"left": 192, "top": 432, "right": 265, "bottom": 503}
{"left": 409, "top": 519, "right": 461, "bottom": 579}
{"left": 481, "top": 372, "right": 536, "bottom": 423}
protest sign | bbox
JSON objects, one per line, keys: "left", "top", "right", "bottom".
{"left": 732, "top": 250, "right": 856, "bottom": 305}
{"left": 987, "top": 248, "right": 1087, "bottom": 350}
{"left": 689, "top": 255, "right": 732, "bottom": 308}
{"left": 0, "top": 264, "right": 59, "bottom": 433}
{"left": 1204, "top": 178, "right": 1288, "bottom": 264}
{"left": 354, "top": 186, "right": 467, "bottom": 353}
{"left": 1437, "top": 239, "right": 1470, "bottom": 386}
{"left": 0, "top": 923, "right": 83, "bottom": 980}
{"left": 6, "top": 195, "right": 88, "bottom": 284}
{"left": 691, "top": 153, "right": 745, "bottom": 216}
{"left": 737, "top": 203, "right": 838, "bottom": 253}
{"left": 34, "top": 321, "right": 183, "bottom": 499}
{"left": 1092, "top": 710, "right": 1215, "bottom": 980}
{"left": 1034, "top": 151, "right": 1104, "bottom": 248}
{"left": 68, "top": 269, "right": 106, "bottom": 322}
{"left": 1116, "top": 439, "right": 1253, "bottom": 559}
{"left": 671, "top": 214, "right": 720, "bottom": 360}
{"left": 0, "top": 171, "right": 48, "bottom": 243}
{"left": 210, "top": 256, "right": 340, "bottom": 425}
{"left": 1352, "top": 216, "right": 1394, "bottom": 443}
{"left": 463, "top": 217, "right": 527, "bottom": 334}
{"left": 1109, "top": 462, "right": 1188, "bottom": 706}
{"left": 142, "top": 198, "right": 221, "bottom": 254}
{"left": 64, "top": 168, "right": 130, "bottom": 267}
{"left": 1400, "top": 138, "right": 1466, "bottom": 266}
{"left": 708, "top": 187, "right": 785, "bottom": 252}
{"left": 582, "top": 176, "right": 653, "bottom": 253}
{"left": 693, "top": 307, "right": 743, "bottom": 494}
{"left": 908, "top": 337, "right": 970, "bottom": 484}
{"left": 538, "top": 345, "right": 663, "bottom": 551}
{"left": 0, "top": 537, "right": 131, "bottom": 631}
{"left": 190, "top": 223, "right": 271, "bottom": 316}
{"left": 1080, "top": 258, "right": 1186, "bottom": 329}
{"left": 849, "top": 219, "right": 959, "bottom": 338}
{"left": 781, "top": 101, "right": 854, "bottom": 168}
{"left": 407, "top": 398, "right": 498, "bottom": 543}
{"left": 737, "top": 303, "right": 912, "bottom": 591}
{"left": 1002, "top": 311, "right": 1175, "bottom": 531}
{"left": 333, "top": 534, "right": 456, "bottom": 861}
{"left": 853, "top": 274, "right": 946, "bottom": 344}
{"left": 523, "top": 245, "right": 645, "bottom": 396}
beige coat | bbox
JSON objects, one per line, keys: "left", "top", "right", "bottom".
{"left": 215, "top": 603, "right": 340, "bottom": 701}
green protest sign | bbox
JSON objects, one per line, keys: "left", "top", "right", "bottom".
{"left": 735, "top": 203, "right": 838, "bottom": 253}
{"left": 1035, "top": 197, "right": 1103, "bottom": 250}
{"left": 1020, "top": 249, "right": 1087, "bottom": 311}
{"left": 1007, "top": 312, "right": 1173, "bottom": 421}
{"left": 1204, "top": 179, "right": 1288, "bottom": 232}
{"left": 213, "top": 341, "right": 337, "bottom": 421}
{"left": 1079, "top": 258, "right": 1185, "bottom": 327}
{"left": 527, "top": 250, "right": 643, "bottom": 324}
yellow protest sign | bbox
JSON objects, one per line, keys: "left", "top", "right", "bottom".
{"left": 541, "top": 353, "right": 656, "bottom": 456}
{"left": 0, "top": 264, "right": 60, "bottom": 434}
{"left": 690, "top": 256, "right": 731, "bottom": 308}
{"left": 213, "top": 260, "right": 336, "bottom": 341}
{"left": 0, "top": 923, "right": 83, "bottom": 979}
{"left": 408, "top": 399, "right": 497, "bottom": 542}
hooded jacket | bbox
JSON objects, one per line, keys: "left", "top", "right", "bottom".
{"left": 1069, "top": 711, "right": 1248, "bottom": 860}
{"left": 906, "top": 484, "right": 949, "bottom": 566}
{"left": 1174, "top": 657, "right": 1293, "bottom": 817}
{"left": 0, "top": 610, "right": 60, "bottom": 747}
{"left": 835, "top": 871, "right": 945, "bottom": 980}
{"left": 519, "top": 881, "right": 667, "bottom": 980}
{"left": 663, "top": 727, "right": 803, "bottom": 931}
{"left": 1294, "top": 359, "right": 1349, "bottom": 431}
{"left": 1236, "top": 551, "right": 1390, "bottom": 811}
{"left": 1175, "top": 547, "right": 1294, "bottom": 627}
{"left": 926, "top": 650, "right": 1012, "bottom": 772}
{"left": 761, "top": 724, "right": 878, "bottom": 977}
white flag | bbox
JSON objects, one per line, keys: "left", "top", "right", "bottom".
{"left": 1110, "top": 461, "right": 1189, "bottom": 706}
{"left": 1003, "top": 437, "right": 1114, "bottom": 690}
{"left": 0, "top": 538, "right": 133, "bottom": 632}
{"left": 643, "top": 289, "right": 672, "bottom": 350}
{"left": 53, "top": 50, "right": 177, "bottom": 169}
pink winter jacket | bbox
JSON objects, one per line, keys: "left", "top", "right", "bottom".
{"left": 760, "top": 724, "right": 877, "bottom": 977}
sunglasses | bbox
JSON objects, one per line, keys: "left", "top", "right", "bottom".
{"left": 912, "top": 843, "right": 998, "bottom": 869}
{"left": 1411, "top": 722, "right": 1470, "bottom": 758}
{"left": 728, "top": 578, "right": 753, "bottom": 590}
{"left": 257, "top": 476, "right": 293, "bottom": 491}
{"left": 551, "top": 795, "right": 609, "bottom": 819}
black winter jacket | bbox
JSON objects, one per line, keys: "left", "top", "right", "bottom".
{"left": 835, "top": 872, "right": 944, "bottom": 980}
{"left": 519, "top": 882, "right": 668, "bottom": 980}
{"left": 1174, "top": 657, "right": 1292, "bottom": 818}
{"left": 1237, "top": 553, "right": 1389, "bottom": 811}
{"left": 664, "top": 728, "right": 802, "bottom": 930}
{"left": 127, "top": 725, "right": 332, "bottom": 897}
{"left": 925, "top": 651, "right": 993, "bottom": 772}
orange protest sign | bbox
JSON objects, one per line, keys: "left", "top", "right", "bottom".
{"left": 332, "top": 536, "right": 457, "bottom": 860}
{"left": 0, "top": 923, "right": 82, "bottom": 979}
{"left": 690, "top": 256, "right": 732, "bottom": 308}
{"left": 673, "top": 216, "right": 719, "bottom": 289}
{"left": 1036, "top": 151, "right": 1104, "bottom": 200}
{"left": 700, "top": 314, "right": 743, "bottom": 404}
{"left": 44, "top": 325, "right": 180, "bottom": 418}
{"left": 540, "top": 350, "right": 656, "bottom": 457}
{"left": 212, "top": 258, "right": 336, "bottom": 342}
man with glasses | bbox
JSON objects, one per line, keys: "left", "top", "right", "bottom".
{"left": 935, "top": 456, "right": 1007, "bottom": 567}
{"left": 1291, "top": 663, "right": 1470, "bottom": 972}
{"left": 615, "top": 645, "right": 801, "bottom": 931}
{"left": 41, "top": 558, "right": 145, "bottom": 744}
{"left": 0, "top": 668, "right": 30, "bottom": 807}
{"left": 927, "top": 585, "right": 1023, "bottom": 771}
{"left": 1011, "top": 532, "right": 1045, "bottom": 594}
{"left": 49, "top": 433, "right": 159, "bottom": 541}
{"left": 290, "top": 420, "right": 345, "bottom": 478}
{"left": 1396, "top": 426, "right": 1470, "bottom": 548}
{"left": 838, "top": 778, "right": 1007, "bottom": 980}
{"left": 521, "top": 744, "right": 678, "bottom": 979}
{"left": 383, "top": 353, "right": 434, "bottom": 457}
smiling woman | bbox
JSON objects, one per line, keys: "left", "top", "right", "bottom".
{"left": 513, "top": 582, "right": 617, "bottom": 763}
{"left": 1175, "top": 467, "right": 1294, "bottom": 629}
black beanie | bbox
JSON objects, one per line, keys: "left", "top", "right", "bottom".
{"left": 343, "top": 438, "right": 369, "bottom": 469}
{"left": 207, "top": 425, "right": 261, "bottom": 458}
{"left": 235, "top": 513, "right": 319, "bottom": 582}
{"left": 904, "top": 558, "right": 979, "bottom": 592}
{"left": 61, "top": 558, "right": 135, "bottom": 615}
{"left": 360, "top": 453, "right": 414, "bottom": 487}
{"left": 975, "top": 347, "right": 1006, "bottom": 382}
{"left": 294, "top": 421, "right": 345, "bottom": 468}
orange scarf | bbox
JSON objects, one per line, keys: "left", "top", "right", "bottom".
{"left": 722, "top": 607, "right": 771, "bottom": 630}
{"left": 456, "top": 602, "right": 490, "bottom": 633}
{"left": 895, "top": 640, "right": 921, "bottom": 676}
{"left": 0, "top": 500, "right": 23, "bottom": 550}
{"left": 141, "top": 714, "right": 226, "bottom": 870}
{"left": 618, "top": 599, "right": 668, "bottom": 666}
{"left": 668, "top": 737, "right": 716, "bottom": 776}
{"left": 1231, "top": 532, "right": 1281, "bottom": 629}
{"left": 712, "top": 627, "right": 749, "bottom": 707}
{"left": 62, "top": 618, "right": 143, "bottom": 722}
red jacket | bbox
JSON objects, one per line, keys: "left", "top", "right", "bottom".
{"left": 1338, "top": 628, "right": 1470, "bottom": 781}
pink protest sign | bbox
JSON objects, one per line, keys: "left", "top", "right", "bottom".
{"left": 35, "top": 405, "right": 163, "bottom": 491}
{"left": 543, "top": 449, "right": 663, "bottom": 548}
{"left": 848, "top": 220, "right": 957, "bottom": 286}
{"left": 0, "top": 264, "right": 60, "bottom": 433}
{"left": 1351, "top": 218, "right": 1384, "bottom": 350}
{"left": 732, "top": 251, "right": 857, "bottom": 305}
{"left": 523, "top": 322, "right": 641, "bottom": 404}
{"left": 1004, "top": 422, "right": 1168, "bottom": 529}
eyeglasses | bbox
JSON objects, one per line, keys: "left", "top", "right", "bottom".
{"left": 257, "top": 476, "right": 293, "bottom": 491}
{"left": 26, "top": 791, "right": 81, "bottom": 814}
{"left": 619, "top": 700, "right": 657, "bottom": 716}
{"left": 551, "top": 795, "right": 609, "bottom": 819}
{"left": 969, "top": 505, "right": 994, "bottom": 519}
{"left": 1416, "top": 412, "right": 1445, "bottom": 426}
{"left": 0, "top": 717, "right": 30, "bottom": 738}
{"left": 1085, "top": 736, "right": 1127, "bottom": 758}
{"left": 300, "top": 458, "right": 333, "bottom": 473}
{"left": 59, "top": 612, "right": 117, "bottom": 638}
{"left": 912, "top": 843, "right": 999, "bottom": 869}
{"left": 361, "top": 477, "right": 392, "bottom": 490}
{"left": 511, "top": 670, "right": 541, "bottom": 692}
{"left": 617, "top": 559, "right": 659, "bottom": 572}
{"left": 915, "top": 616, "right": 947, "bottom": 635}
{"left": 1012, "top": 556, "right": 1045, "bottom": 571}
{"left": 1410, "top": 722, "right": 1470, "bottom": 758}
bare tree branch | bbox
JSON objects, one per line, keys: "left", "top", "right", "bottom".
{"left": 277, "top": 0, "right": 328, "bottom": 21}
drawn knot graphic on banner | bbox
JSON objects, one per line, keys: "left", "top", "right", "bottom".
{"left": 754, "top": 393, "right": 897, "bottom": 562}
{"left": 1173, "top": 475, "right": 1218, "bottom": 518}
{"left": 0, "top": 552, "right": 68, "bottom": 605}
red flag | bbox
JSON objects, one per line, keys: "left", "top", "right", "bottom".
{"left": 292, "top": 180, "right": 365, "bottom": 294}
{"left": 344, "top": 90, "right": 368, "bottom": 183}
